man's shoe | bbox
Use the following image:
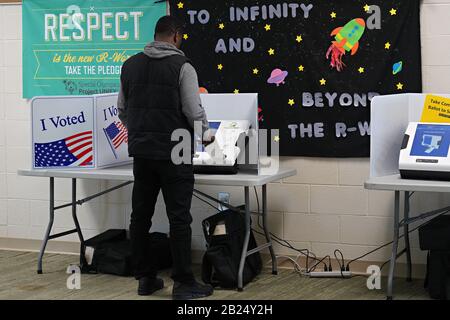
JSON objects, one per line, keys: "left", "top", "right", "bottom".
{"left": 138, "top": 277, "right": 164, "bottom": 296}
{"left": 172, "top": 281, "right": 214, "bottom": 300}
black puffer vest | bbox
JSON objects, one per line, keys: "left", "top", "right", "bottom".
{"left": 121, "top": 52, "right": 193, "bottom": 160}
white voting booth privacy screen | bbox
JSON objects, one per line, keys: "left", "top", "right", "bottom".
{"left": 370, "top": 93, "right": 450, "bottom": 178}
{"left": 200, "top": 93, "right": 260, "bottom": 174}
{"left": 31, "top": 94, "right": 131, "bottom": 169}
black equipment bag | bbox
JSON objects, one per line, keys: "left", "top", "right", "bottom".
{"left": 419, "top": 215, "right": 450, "bottom": 251}
{"left": 201, "top": 207, "right": 262, "bottom": 288}
{"left": 419, "top": 215, "right": 450, "bottom": 299}
{"left": 424, "top": 251, "right": 450, "bottom": 300}
{"left": 82, "top": 230, "right": 172, "bottom": 276}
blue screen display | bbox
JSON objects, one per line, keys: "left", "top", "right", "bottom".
{"left": 208, "top": 122, "right": 221, "bottom": 130}
{"left": 410, "top": 124, "right": 450, "bottom": 157}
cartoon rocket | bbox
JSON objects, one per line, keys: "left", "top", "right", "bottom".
{"left": 326, "top": 18, "right": 366, "bottom": 71}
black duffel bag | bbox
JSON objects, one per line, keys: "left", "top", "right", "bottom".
{"left": 82, "top": 230, "right": 172, "bottom": 276}
{"left": 201, "top": 207, "right": 262, "bottom": 289}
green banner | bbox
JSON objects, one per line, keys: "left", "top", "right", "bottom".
{"left": 23, "top": 0, "right": 167, "bottom": 98}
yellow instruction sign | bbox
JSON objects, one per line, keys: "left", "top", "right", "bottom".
{"left": 421, "top": 95, "right": 450, "bottom": 123}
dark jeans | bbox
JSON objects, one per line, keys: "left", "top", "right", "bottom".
{"left": 130, "top": 158, "right": 195, "bottom": 283}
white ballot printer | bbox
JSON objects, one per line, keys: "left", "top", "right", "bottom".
{"left": 193, "top": 120, "right": 251, "bottom": 174}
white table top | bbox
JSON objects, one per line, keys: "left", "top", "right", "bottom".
{"left": 365, "top": 174, "right": 450, "bottom": 193}
{"left": 18, "top": 165, "right": 297, "bottom": 187}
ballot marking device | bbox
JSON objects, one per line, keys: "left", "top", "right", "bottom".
{"left": 194, "top": 120, "right": 251, "bottom": 174}
{"left": 399, "top": 122, "right": 450, "bottom": 181}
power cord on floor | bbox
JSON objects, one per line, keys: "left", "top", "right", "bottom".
{"left": 345, "top": 209, "right": 450, "bottom": 272}
{"left": 252, "top": 186, "right": 327, "bottom": 272}
{"left": 197, "top": 187, "right": 344, "bottom": 275}
{"left": 251, "top": 227, "right": 318, "bottom": 274}
{"left": 196, "top": 190, "right": 345, "bottom": 277}
{"left": 194, "top": 190, "right": 323, "bottom": 273}
{"left": 194, "top": 189, "right": 447, "bottom": 280}
{"left": 272, "top": 254, "right": 306, "bottom": 274}
{"left": 251, "top": 187, "right": 437, "bottom": 279}
{"left": 306, "top": 255, "right": 331, "bottom": 273}
{"left": 334, "top": 249, "right": 346, "bottom": 277}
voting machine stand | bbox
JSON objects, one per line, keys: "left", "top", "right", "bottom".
{"left": 367, "top": 93, "right": 450, "bottom": 299}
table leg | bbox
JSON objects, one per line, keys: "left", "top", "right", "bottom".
{"left": 237, "top": 186, "right": 251, "bottom": 292}
{"left": 387, "top": 190, "right": 401, "bottom": 300}
{"left": 71, "top": 179, "right": 87, "bottom": 268}
{"left": 262, "top": 185, "right": 277, "bottom": 275}
{"left": 37, "top": 177, "right": 55, "bottom": 274}
{"left": 404, "top": 191, "right": 412, "bottom": 282}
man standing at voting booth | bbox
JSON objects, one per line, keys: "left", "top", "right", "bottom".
{"left": 118, "top": 16, "right": 213, "bottom": 299}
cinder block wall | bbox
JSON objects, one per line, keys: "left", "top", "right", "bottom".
{"left": 0, "top": 1, "right": 449, "bottom": 266}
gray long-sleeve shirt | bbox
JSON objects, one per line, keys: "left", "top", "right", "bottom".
{"left": 118, "top": 41, "right": 209, "bottom": 133}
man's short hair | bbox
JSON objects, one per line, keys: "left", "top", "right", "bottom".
{"left": 155, "top": 16, "right": 184, "bottom": 37}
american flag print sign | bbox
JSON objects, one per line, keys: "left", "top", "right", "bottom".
{"left": 34, "top": 131, "right": 94, "bottom": 168}
{"left": 103, "top": 121, "right": 128, "bottom": 158}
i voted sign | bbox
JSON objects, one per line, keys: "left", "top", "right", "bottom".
{"left": 95, "top": 94, "right": 130, "bottom": 166}
{"left": 32, "top": 96, "right": 95, "bottom": 168}
{"left": 40, "top": 111, "right": 87, "bottom": 132}
{"left": 31, "top": 94, "right": 132, "bottom": 169}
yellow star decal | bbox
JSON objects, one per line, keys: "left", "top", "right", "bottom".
{"left": 218, "top": 23, "right": 225, "bottom": 30}
{"left": 252, "top": 68, "right": 259, "bottom": 75}
{"left": 358, "top": 67, "right": 365, "bottom": 74}
{"left": 319, "top": 78, "right": 326, "bottom": 86}
{"left": 390, "top": 8, "right": 397, "bottom": 16}
{"left": 296, "top": 35, "right": 303, "bottom": 43}
{"left": 183, "top": 34, "right": 189, "bottom": 40}
{"left": 288, "top": 99, "right": 295, "bottom": 107}
{"left": 396, "top": 82, "right": 404, "bottom": 90}
{"left": 234, "top": 89, "right": 240, "bottom": 94}
{"left": 177, "top": 2, "right": 184, "bottom": 9}
{"left": 298, "top": 65, "right": 305, "bottom": 72}
{"left": 385, "top": 42, "right": 391, "bottom": 50}
{"left": 330, "top": 12, "right": 337, "bottom": 19}
{"left": 268, "top": 48, "right": 275, "bottom": 55}
{"left": 274, "top": 136, "right": 280, "bottom": 143}
{"left": 217, "top": 64, "right": 223, "bottom": 71}
{"left": 264, "top": 24, "right": 271, "bottom": 31}
{"left": 364, "top": 4, "right": 371, "bottom": 12}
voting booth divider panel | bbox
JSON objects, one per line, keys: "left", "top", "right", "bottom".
{"left": 200, "top": 93, "right": 260, "bottom": 174}
{"left": 370, "top": 93, "right": 450, "bottom": 178}
{"left": 31, "top": 94, "right": 132, "bottom": 169}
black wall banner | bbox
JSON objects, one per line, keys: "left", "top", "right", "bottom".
{"left": 170, "top": 0, "right": 422, "bottom": 157}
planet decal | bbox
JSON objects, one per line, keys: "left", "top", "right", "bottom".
{"left": 267, "top": 68, "right": 288, "bottom": 86}
{"left": 393, "top": 61, "right": 403, "bottom": 75}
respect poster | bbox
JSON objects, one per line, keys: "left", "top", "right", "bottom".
{"left": 23, "top": 0, "right": 167, "bottom": 99}
{"left": 170, "top": 0, "right": 422, "bottom": 157}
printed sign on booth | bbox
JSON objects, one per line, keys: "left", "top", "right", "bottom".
{"left": 32, "top": 94, "right": 131, "bottom": 169}
{"left": 420, "top": 95, "right": 450, "bottom": 123}
{"left": 32, "top": 96, "right": 95, "bottom": 168}
{"left": 95, "top": 94, "right": 130, "bottom": 167}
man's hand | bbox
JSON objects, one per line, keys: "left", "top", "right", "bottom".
{"left": 203, "top": 136, "right": 215, "bottom": 147}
